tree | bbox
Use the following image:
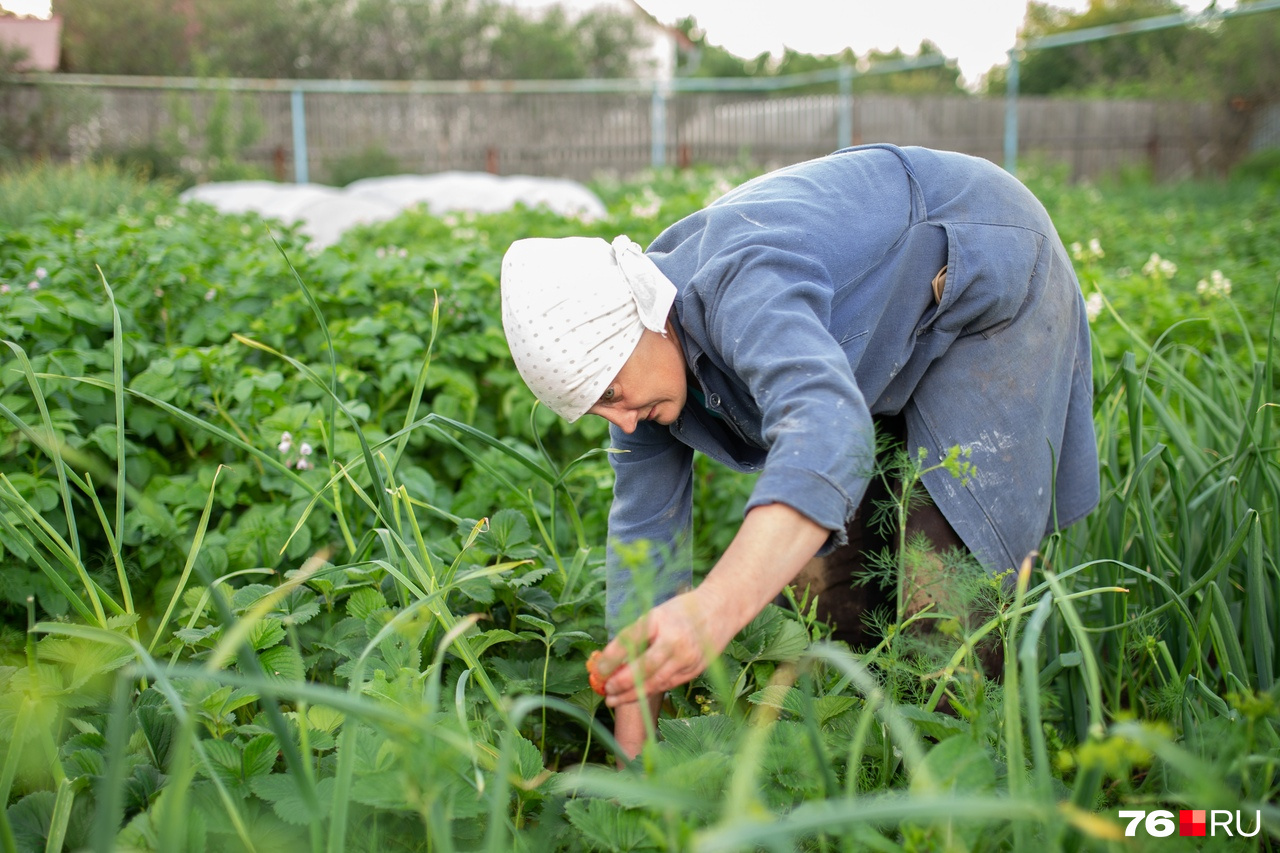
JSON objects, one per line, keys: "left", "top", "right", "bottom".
{"left": 1018, "top": 0, "right": 1212, "bottom": 97}
{"left": 785, "top": 41, "right": 963, "bottom": 95}
{"left": 1201, "top": 0, "right": 1280, "bottom": 109}
{"left": 196, "top": 0, "right": 311, "bottom": 79}
{"left": 54, "top": 0, "right": 191, "bottom": 75}
{"left": 980, "top": 0, "right": 1280, "bottom": 102}
{"left": 671, "top": 15, "right": 963, "bottom": 95}
{"left": 51, "top": 0, "right": 649, "bottom": 80}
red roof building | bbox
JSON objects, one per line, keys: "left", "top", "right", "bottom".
{"left": 0, "top": 14, "right": 61, "bottom": 71}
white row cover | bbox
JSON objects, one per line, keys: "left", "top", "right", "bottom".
{"left": 181, "top": 171, "right": 607, "bottom": 248}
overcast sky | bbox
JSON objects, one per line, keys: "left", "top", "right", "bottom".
{"left": 2, "top": 0, "right": 1232, "bottom": 87}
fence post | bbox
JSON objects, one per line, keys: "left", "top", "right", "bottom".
{"left": 837, "top": 65, "right": 853, "bottom": 150}
{"left": 1003, "top": 47, "right": 1020, "bottom": 175}
{"left": 291, "top": 87, "right": 310, "bottom": 184}
{"left": 650, "top": 83, "right": 667, "bottom": 169}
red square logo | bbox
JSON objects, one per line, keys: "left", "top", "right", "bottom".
{"left": 1180, "top": 810, "right": 1206, "bottom": 837}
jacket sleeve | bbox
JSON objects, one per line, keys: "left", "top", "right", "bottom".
{"left": 604, "top": 420, "right": 695, "bottom": 635}
{"left": 699, "top": 245, "right": 877, "bottom": 548}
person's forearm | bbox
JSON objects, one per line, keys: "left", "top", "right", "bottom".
{"left": 613, "top": 692, "right": 663, "bottom": 761}
{"left": 695, "top": 503, "right": 829, "bottom": 648}
{"left": 595, "top": 503, "right": 830, "bottom": 724}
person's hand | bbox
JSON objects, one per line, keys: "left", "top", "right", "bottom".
{"left": 594, "top": 588, "right": 730, "bottom": 707}
{"left": 597, "top": 503, "right": 830, "bottom": 758}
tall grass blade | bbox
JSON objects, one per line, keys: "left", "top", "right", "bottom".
{"left": 1245, "top": 516, "right": 1274, "bottom": 691}
{"left": 0, "top": 505, "right": 100, "bottom": 625}
{"left": 0, "top": 475, "right": 108, "bottom": 625}
{"left": 90, "top": 674, "right": 133, "bottom": 853}
{"left": 390, "top": 292, "right": 440, "bottom": 473}
{"left": 97, "top": 269, "right": 129, "bottom": 606}
{"left": 2, "top": 342, "right": 80, "bottom": 564}
{"left": 147, "top": 464, "right": 225, "bottom": 654}
{"left": 694, "top": 794, "right": 1050, "bottom": 852}
{"left": 43, "top": 777, "right": 76, "bottom": 853}
{"left": 271, "top": 232, "right": 344, "bottom": 485}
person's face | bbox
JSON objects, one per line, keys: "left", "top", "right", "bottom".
{"left": 586, "top": 324, "right": 687, "bottom": 434}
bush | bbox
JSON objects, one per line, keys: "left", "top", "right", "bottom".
{"left": 103, "top": 143, "right": 191, "bottom": 187}
{"left": 1230, "top": 146, "right": 1280, "bottom": 185}
{"left": 326, "top": 144, "right": 406, "bottom": 187}
{"left": 0, "top": 159, "right": 175, "bottom": 228}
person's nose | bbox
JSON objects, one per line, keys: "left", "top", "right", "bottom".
{"left": 597, "top": 408, "right": 640, "bottom": 434}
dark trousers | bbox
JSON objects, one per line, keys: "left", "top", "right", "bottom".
{"left": 790, "top": 413, "right": 969, "bottom": 650}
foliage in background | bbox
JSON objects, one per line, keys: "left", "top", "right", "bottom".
{"left": 51, "top": 0, "right": 648, "bottom": 81}
{"left": 326, "top": 146, "right": 406, "bottom": 188}
{"left": 985, "top": 0, "right": 1280, "bottom": 108}
{"left": 0, "top": 161, "right": 1278, "bottom": 850}
{"left": 671, "top": 23, "right": 966, "bottom": 96}
{"left": 0, "top": 160, "right": 172, "bottom": 229}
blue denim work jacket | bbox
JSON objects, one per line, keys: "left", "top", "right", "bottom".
{"left": 604, "top": 144, "right": 1100, "bottom": 631}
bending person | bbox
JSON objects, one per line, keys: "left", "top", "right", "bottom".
{"left": 499, "top": 144, "right": 1100, "bottom": 758}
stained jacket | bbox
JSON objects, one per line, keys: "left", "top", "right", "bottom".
{"left": 604, "top": 144, "right": 1100, "bottom": 631}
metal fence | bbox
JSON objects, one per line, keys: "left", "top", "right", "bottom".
{"left": 4, "top": 72, "right": 1248, "bottom": 185}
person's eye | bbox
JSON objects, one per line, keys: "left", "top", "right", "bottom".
{"left": 600, "top": 387, "right": 616, "bottom": 403}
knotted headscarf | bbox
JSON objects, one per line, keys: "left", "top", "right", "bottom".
{"left": 501, "top": 235, "right": 677, "bottom": 422}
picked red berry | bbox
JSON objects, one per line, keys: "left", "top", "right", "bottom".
{"left": 586, "top": 650, "right": 606, "bottom": 696}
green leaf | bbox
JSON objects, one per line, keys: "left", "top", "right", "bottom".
{"left": 350, "top": 771, "right": 410, "bottom": 810}
{"left": 231, "top": 584, "right": 276, "bottom": 613}
{"left": 469, "top": 628, "right": 529, "bottom": 657}
{"left": 7, "top": 790, "right": 55, "bottom": 853}
{"left": 304, "top": 704, "right": 345, "bottom": 735}
{"left": 564, "top": 798, "right": 660, "bottom": 852}
{"left": 910, "top": 735, "right": 996, "bottom": 796}
{"left": 275, "top": 586, "right": 321, "bottom": 625}
{"left": 896, "top": 704, "right": 969, "bottom": 742}
{"left": 248, "top": 618, "right": 286, "bottom": 651}
{"left": 258, "top": 644, "right": 306, "bottom": 682}
{"left": 731, "top": 606, "right": 810, "bottom": 663}
{"left": 346, "top": 586, "right": 388, "bottom": 620}
{"left": 747, "top": 685, "right": 804, "bottom": 717}
{"left": 124, "top": 764, "right": 165, "bottom": 814}
{"left": 516, "top": 614, "right": 554, "bottom": 635}
{"left": 250, "top": 774, "right": 335, "bottom": 826}
{"left": 242, "top": 733, "right": 282, "bottom": 778}
{"left": 195, "top": 685, "right": 259, "bottom": 721}
{"left": 36, "top": 636, "right": 136, "bottom": 691}
{"left": 485, "top": 507, "right": 531, "bottom": 552}
{"left": 657, "top": 715, "right": 740, "bottom": 760}
{"left": 507, "top": 566, "right": 553, "bottom": 589}
{"left": 509, "top": 734, "right": 545, "bottom": 782}
{"left": 813, "top": 695, "right": 859, "bottom": 727}
{"left": 173, "top": 624, "right": 221, "bottom": 647}
{"left": 137, "top": 689, "right": 178, "bottom": 767}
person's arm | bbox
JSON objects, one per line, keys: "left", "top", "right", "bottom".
{"left": 602, "top": 420, "right": 695, "bottom": 759}
{"left": 596, "top": 502, "right": 827, "bottom": 711}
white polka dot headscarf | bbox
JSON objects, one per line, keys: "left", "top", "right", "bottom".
{"left": 500, "top": 235, "right": 677, "bottom": 423}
